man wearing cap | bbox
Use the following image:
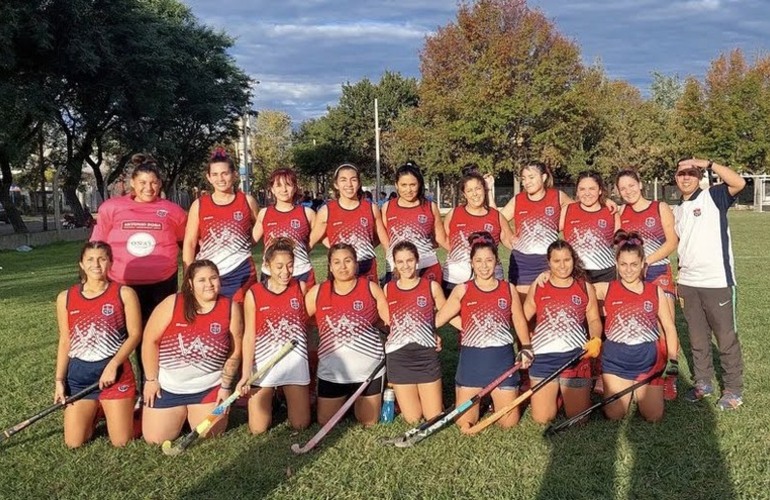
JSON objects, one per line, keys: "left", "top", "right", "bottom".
{"left": 673, "top": 158, "right": 746, "bottom": 410}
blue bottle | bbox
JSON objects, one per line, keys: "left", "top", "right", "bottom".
{"left": 380, "top": 388, "right": 396, "bottom": 423}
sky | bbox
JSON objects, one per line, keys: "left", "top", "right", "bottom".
{"left": 183, "top": 0, "right": 770, "bottom": 124}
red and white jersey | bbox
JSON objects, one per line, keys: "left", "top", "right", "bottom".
{"left": 260, "top": 205, "right": 312, "bottom": 276}
{"left": 512, "top": 188, "right": 561, "bottom": 255}
{"left": 66, "top": 282, "right": 127, "bottom": 362}
{"left": 196, "top": 192, "right": 254, "bottom": 276}
{"left": 384, "top": 278, "right": 436, "bottom": 354}
{"left": 563, "top": 204, "right": 615, "bottom": 271}
{"left": 460, "top": 280, "right": 514, "bottom": 348}
{"left": 531, "top": 280, "right": 589, "bottom": 354}
{"left": 604, "top": 281, "right": 659, "bottom": 345}
{"left": 443, "top": 206, "right": 503, "bottom": 284}
{"left": 384, "top": 201, "right": 438, "bottom": 269}
{"left": 249, "top": 280, "right": 309, "bottom": 386}
{"left": 315, "top": 278, "right": 384, "bottom": 383}
{"left": 326, "top": 200, "right": 376, "bottom": 261}
{"left": 620, "top": 201, "right": 670, "bottom": 266}
{"left": 91, "top": 195, "right": 187, "bottom": 285}
{"left": 158, "top": 295, "right": 232, "bottom": 393}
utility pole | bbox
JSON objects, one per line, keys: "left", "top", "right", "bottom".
{"left": 374, "top": 98, "right": 381, "bottom": 202}
{"left": 241, "top": 108, "right": 251, "bottom": 195}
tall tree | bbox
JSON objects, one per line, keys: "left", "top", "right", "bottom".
{"left": 250, "top": 110, "right": 293, "bottom": 195}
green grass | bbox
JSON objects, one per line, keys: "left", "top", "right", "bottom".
{"left": 1, "top": 212, "right": 769, "bottom": 499}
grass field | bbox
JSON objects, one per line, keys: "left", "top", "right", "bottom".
{"left": 1, "top": 211, "right": 769, "bottom": 499}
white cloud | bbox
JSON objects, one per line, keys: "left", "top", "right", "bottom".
{"left": 264, "top": 22, "right": 431, "bottom": 41}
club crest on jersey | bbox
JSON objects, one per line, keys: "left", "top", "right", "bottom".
{"left": 498, "top": 298, "right": 508, "bottom": 310}
{"left": 545, "top": 206, "right": 555, "bottom": 217}
{"left": 233, "top": 211, "right": 244, "bottom": 221}
{"left": 417, "top": 214, "right": 428, "bottom": 224}
{"left": 290, "top": 298, "right": 301, "bottom": 310}
{"left": 598, "top": 219, "right": 607, "bottom": 229}
{"left": 156, "top": 209, "right": 168, "bottom": 218}
{"left": 572, "top": 295, "right": 583, "bottom": 305}
{"left": 693, "top": 208, "right": 701, "bottom": 217}
{"left": 643, "top": 301, "right": 654, "bottom": 313}
{"left": 484, "top": 223, "right": 494, "bottom": 232}
{"left": 353, "top": 300, "right": 364, "bottom": 311}
{"left": 210, "top": 322, "right": 223, "bottom": 335}
{"left": 290, "top": 219, "right": 301, "bottom": 229}
{"left": 359, "top": 217, "right": 369, "bottom": 227}
{"left": 117, "top": 384, "right": 130, "bottom": 393}
{"left": 417, "top": 296, "right": 428, "bottom": 308}
{"left": 101, "top": 304, "right": 115, "bottom": 316}
{"left": 645, "top": 217, "right": 656, "bottom": 228}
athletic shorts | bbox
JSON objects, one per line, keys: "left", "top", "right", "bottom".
{"left": 221, "top": 258, "right": 257, "bottom": 304}
{"left": 646, "top": 264, "right": 675, "bottom": 297}
{"left": 508, "top": 251, "right": 549, "bottom": 286}
{"left": 131, "top": 273, "right": 178, "bottom": 325}
{"left": 386, "top": 343, "right": 441, "bottom": 385}
{"left": 262, "top": 268, "right": 316, "bottom": 289}
{"left": 529, "top": 349, "right": 591, "bottom": 388}
{"left": 66, "top": 358, "right": 136, "bottom": 401}
{"left": 317, "top": 376, "right": 384, "bottom": 399}
{"left": 601, "top": 338, "right": 665, "bottom": 386}
{"left": 441, "top": 280, "right": 457, "bottom": 299}
{"left": 357, "top": 258, "right": 378, "bottom": 283}
{"left": 456, "top": 345, "right": 519, "bottom": 390}
{"left": 586, "top": 267, "right": 616, "bottom": 284}
{"left": 150, "top": 385, "right": 220, "bottom": 409}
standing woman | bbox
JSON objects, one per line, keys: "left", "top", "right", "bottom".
{"left": 305, "top": 244, "right": 390, "bottom": 426}
{"left": 523, "top": 240, "right": 602, "bottom": 424}
{"left": 602, "top": 231, "right": 679, "bottom": 422}
{"left": 309, "top": 164, "right": 390, "bottom": 283}
{"left": 436, "top": 232, "right": 532, "bottom": 432}
{"left": 54, "top": 241, "right": 142, "bottom": 447}
{"left": 381, "top": 163, "right": 449, "bottom": 284}
{"left": 183, "top": 148, "right": 259, "bottom": 303}
{"left": 237, "top": 238, "right": 311, "bottom": 434}
{"left": 141, "top": 261, "right": 243, "bottom": 444}
{"left": 384, "top": 242, "right": 447, "bottom": 423}
{"left": 442, "top": 171, "right": 514, "bottom": 296}
{"left": 252, "top": 168, "right": 316, "bottom": 288}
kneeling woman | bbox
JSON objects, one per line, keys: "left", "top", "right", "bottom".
{"left": 55, "top": 241, "right": 142, "bottom": 447}
{"left": 141, "top": 260, "right": 243, "bottom": 443}
{"left": 237, "top": 238, "right": 311, "bottom": 434}
{"left": 384, "top": 241, "right": 448, "bottom": 423}
{"left": 436, "top": 232, "right": 532, "bottom": 432}
{"left": 523, "top": 240, "right": 602, "bottom": 424}
{"left": 602, "top": 231, "right": 679, "bottom": 422}
{"left": 305, "top": 243, "right": 390, "bottom": 426}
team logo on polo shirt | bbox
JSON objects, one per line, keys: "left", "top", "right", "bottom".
{"left": 290, "top": 219, "right": 301, "bottom": 229}
{"left": 417, "top": 296, "right": 428, "bottom": 308}
{"left": 102, "top": 304, "right": 115, "bottom": 316}
{"left": 360, "top": 217, "right": 369, "bottom": 227}
{"left": 545, "top": 206, "right": 555, "bottom": 216}
{"left": 645, "top": 217, "right": 656, "bottom": 228}
{"left": 498, "top": 298, "right": 508, "bottom": 310}
{"left": 693, "top": 208, "right": 702, "bottom": 217}
{"left": 417, "top": 214, "right": 428, "bottom": 224}
{"left": 598, "top": 219, "right": 607, "bottom": 228}
{"left": 290, "top": 298, "right": 301, "bottom": 310}
{"left": 126, "top": 232, "right": 156, "bottom": 257}
{"left": 572, "top": 295, "right": 583, "bottom": 305}
{"left": 353, "top": 300, "right": 364, "bottom": 311}
{"left": 484, "top": 223, "right": 494, "bottom": 232}
{"left": 210, "top": 322, "right": 222, "bottom": 335}
{"left": 233, "top": 211, "right": 244, "bottom": 221}
{"left": 156, "top": 209, "right": 168, "bottom": 218}
{"left": 643, "top": 301, "right": 654, "bottom": 313}
{"left": 117, "top": 384, "right": 130, "bottom": 393}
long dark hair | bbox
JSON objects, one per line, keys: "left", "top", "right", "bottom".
{"left": 460, "top": 172, "right": 489, "bottom": 209}
{"left": 546, "top": 240, "right": 586, "bottom": 281}
{"left": 78, "top": 241, "right": 113, "bottom": 282}
{"left": 395, "top": 162, "right": 425, "bottom": 202}
{"left": 332, "top": 163, "right": 364, "bottom": 200}
{"left": 181, "top": 260, "right": 220, "bottom": 323}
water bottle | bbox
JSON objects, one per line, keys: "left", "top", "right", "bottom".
{"left": 380, "top": 388, "right": 396, "bottom": 423}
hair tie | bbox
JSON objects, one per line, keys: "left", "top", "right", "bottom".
{"left": 210, "top": 147, "right": 229, "bottom": 161}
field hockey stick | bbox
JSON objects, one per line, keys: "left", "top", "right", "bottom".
{"left": 391, "top": 361, "right": 523, "bottom": 448}
{"left": 161, "top": 339, "right": 297, "bottom": 456}
{"left": 291, "top": 357, "right": 386, "bottom": 455}
{"left": 544, "top": 370, "right": 663, "bottom": 436}
{"left": 1, "top": 381, "right": 100, "bottom": 444}
{"left": 466, "top": 348, "right": 591, "bottom": 435}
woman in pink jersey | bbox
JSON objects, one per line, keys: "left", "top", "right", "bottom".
{"left": 381, "top": 162, "right": 449, "bottom": 285}
{"left": 141, "top": 260, "right": 243, "bottom": 444}
{"left": 523, "top": 240, "right": 602, "bottom": 424}
{"left": 384, "top": 241, "right": 449, "bottom": 423}
{"left": 601, "top": 231, "right": 679, "bottom": 422}
{"left": 305, "top": 243, "right": 390, "bottom": 426}
{"left": 253, "top": 168, "right": 316, "bottom": 288}
{"left": 183, "top": 148, "right": 259, "bottom": 303}
{"left": 54, "top": 241, "right": 142, "bottom": 447}
{"left": 309, "top": 164, "right": 390, "bottom": 283}
{"left": 436, "top": 232, "right": 531, "bottom": 432}
{"left": 237, "top": 238, "right": 311, "bottom": 434}
{"left": 442, "top": 170, "right": 514, "bottom": 296}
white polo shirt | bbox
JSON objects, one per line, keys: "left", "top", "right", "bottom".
{"left": 673, "top": 184, "right": 737, "bottom": 288}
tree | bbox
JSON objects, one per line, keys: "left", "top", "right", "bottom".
{"left": 250, "top": 110, "right": 293, "bottom": 196}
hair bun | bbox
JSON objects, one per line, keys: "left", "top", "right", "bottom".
{"left": 210, "top": 147, "right": 230, "bottom": 161}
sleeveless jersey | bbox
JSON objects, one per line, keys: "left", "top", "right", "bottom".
{"left": 315, "top": 278, "right": 384, "bottom": 383}
{"left": 512, "top": 188, "right": 561, "bottom": 255}
{"left": 158, "top": 295, "right": 232, "bottom": 394}
{"left": 384, "top": 201, "right": 438, "bottom": 269}
{"left": 532, "top": 279, "right": 589, "bottom": 354}
{"left": 326, "top": 200, "right": 376, "bottom": 261}
{"left": 604, "top": 281, "right": 659, "bottom": 345}
{"left": 443, "top": 206, "right": 503, "bottom": 284}
{"left": 460, "top": 280, "right": 514, "bottom": 348}
{"left": 384, "top": 278, "right": 436, "bottom": 354}
{"left": 620, "top": 201, "right": 670, "bottom": 266}
{"left": 196, "top": 192, "right": 253, "bottom": 276}
{"left": 66, "top": 282, "right": 127, "bottom": 362}
{"left": 563, "top": 204, "right": 615, "bottom": 271}
{"left": 260, "top": 205, "right": 312, "bottom": 276}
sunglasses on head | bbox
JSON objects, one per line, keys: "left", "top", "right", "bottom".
{"left": 676, "top": 168, "right": 701, "bottom": 178}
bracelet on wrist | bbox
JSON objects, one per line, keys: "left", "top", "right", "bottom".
{"left": 145, "top": 378, "right": 158, "bottom": 383}
{"left": 521, "top": 344, "right": 533, "bottom": 350}
{"left": 221, "top": 385, "right": 233, "bottom": 391}
{"left": 55, "top": 378, "right": 64, "bottom": 382}
{"left": 706, "top": 160, "right": 714, "bottom": 170}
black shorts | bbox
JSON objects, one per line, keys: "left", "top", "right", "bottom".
{"left": 317, "top": 376, "right": 384, "bottom": 399}
{"left": 386, "top": 343, "right": 441, "bottom": 385}
{"left": 131, "top": 273, "right": 178, "bottom": 325}
{"left": 586, "top": 267, "right": 615, "bottom": 284}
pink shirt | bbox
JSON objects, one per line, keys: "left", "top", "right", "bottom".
{"left": 91, "top": 195, "right": 187, "bottom": 285}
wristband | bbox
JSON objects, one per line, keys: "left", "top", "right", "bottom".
{"left": 55, "top": 378, "right": 64, "bottom": 382}
{"left": 221, "top": 385, "right": 234, "bottom": 391}
{"left": 145, "top": 378, "right": 158, "bottom": 383}
{"left": 706, "top": 160, "right": 714, "bottom": 170}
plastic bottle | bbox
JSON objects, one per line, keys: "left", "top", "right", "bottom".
{"left": 380, "top": 388, "right": 396, "bottom": 423}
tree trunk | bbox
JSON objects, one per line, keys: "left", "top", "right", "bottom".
{"left": 0, "top": 156, "right": 29, "bottom": 233}
{"left": 62, "top": 185, "right": 85, "bottom": 223}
